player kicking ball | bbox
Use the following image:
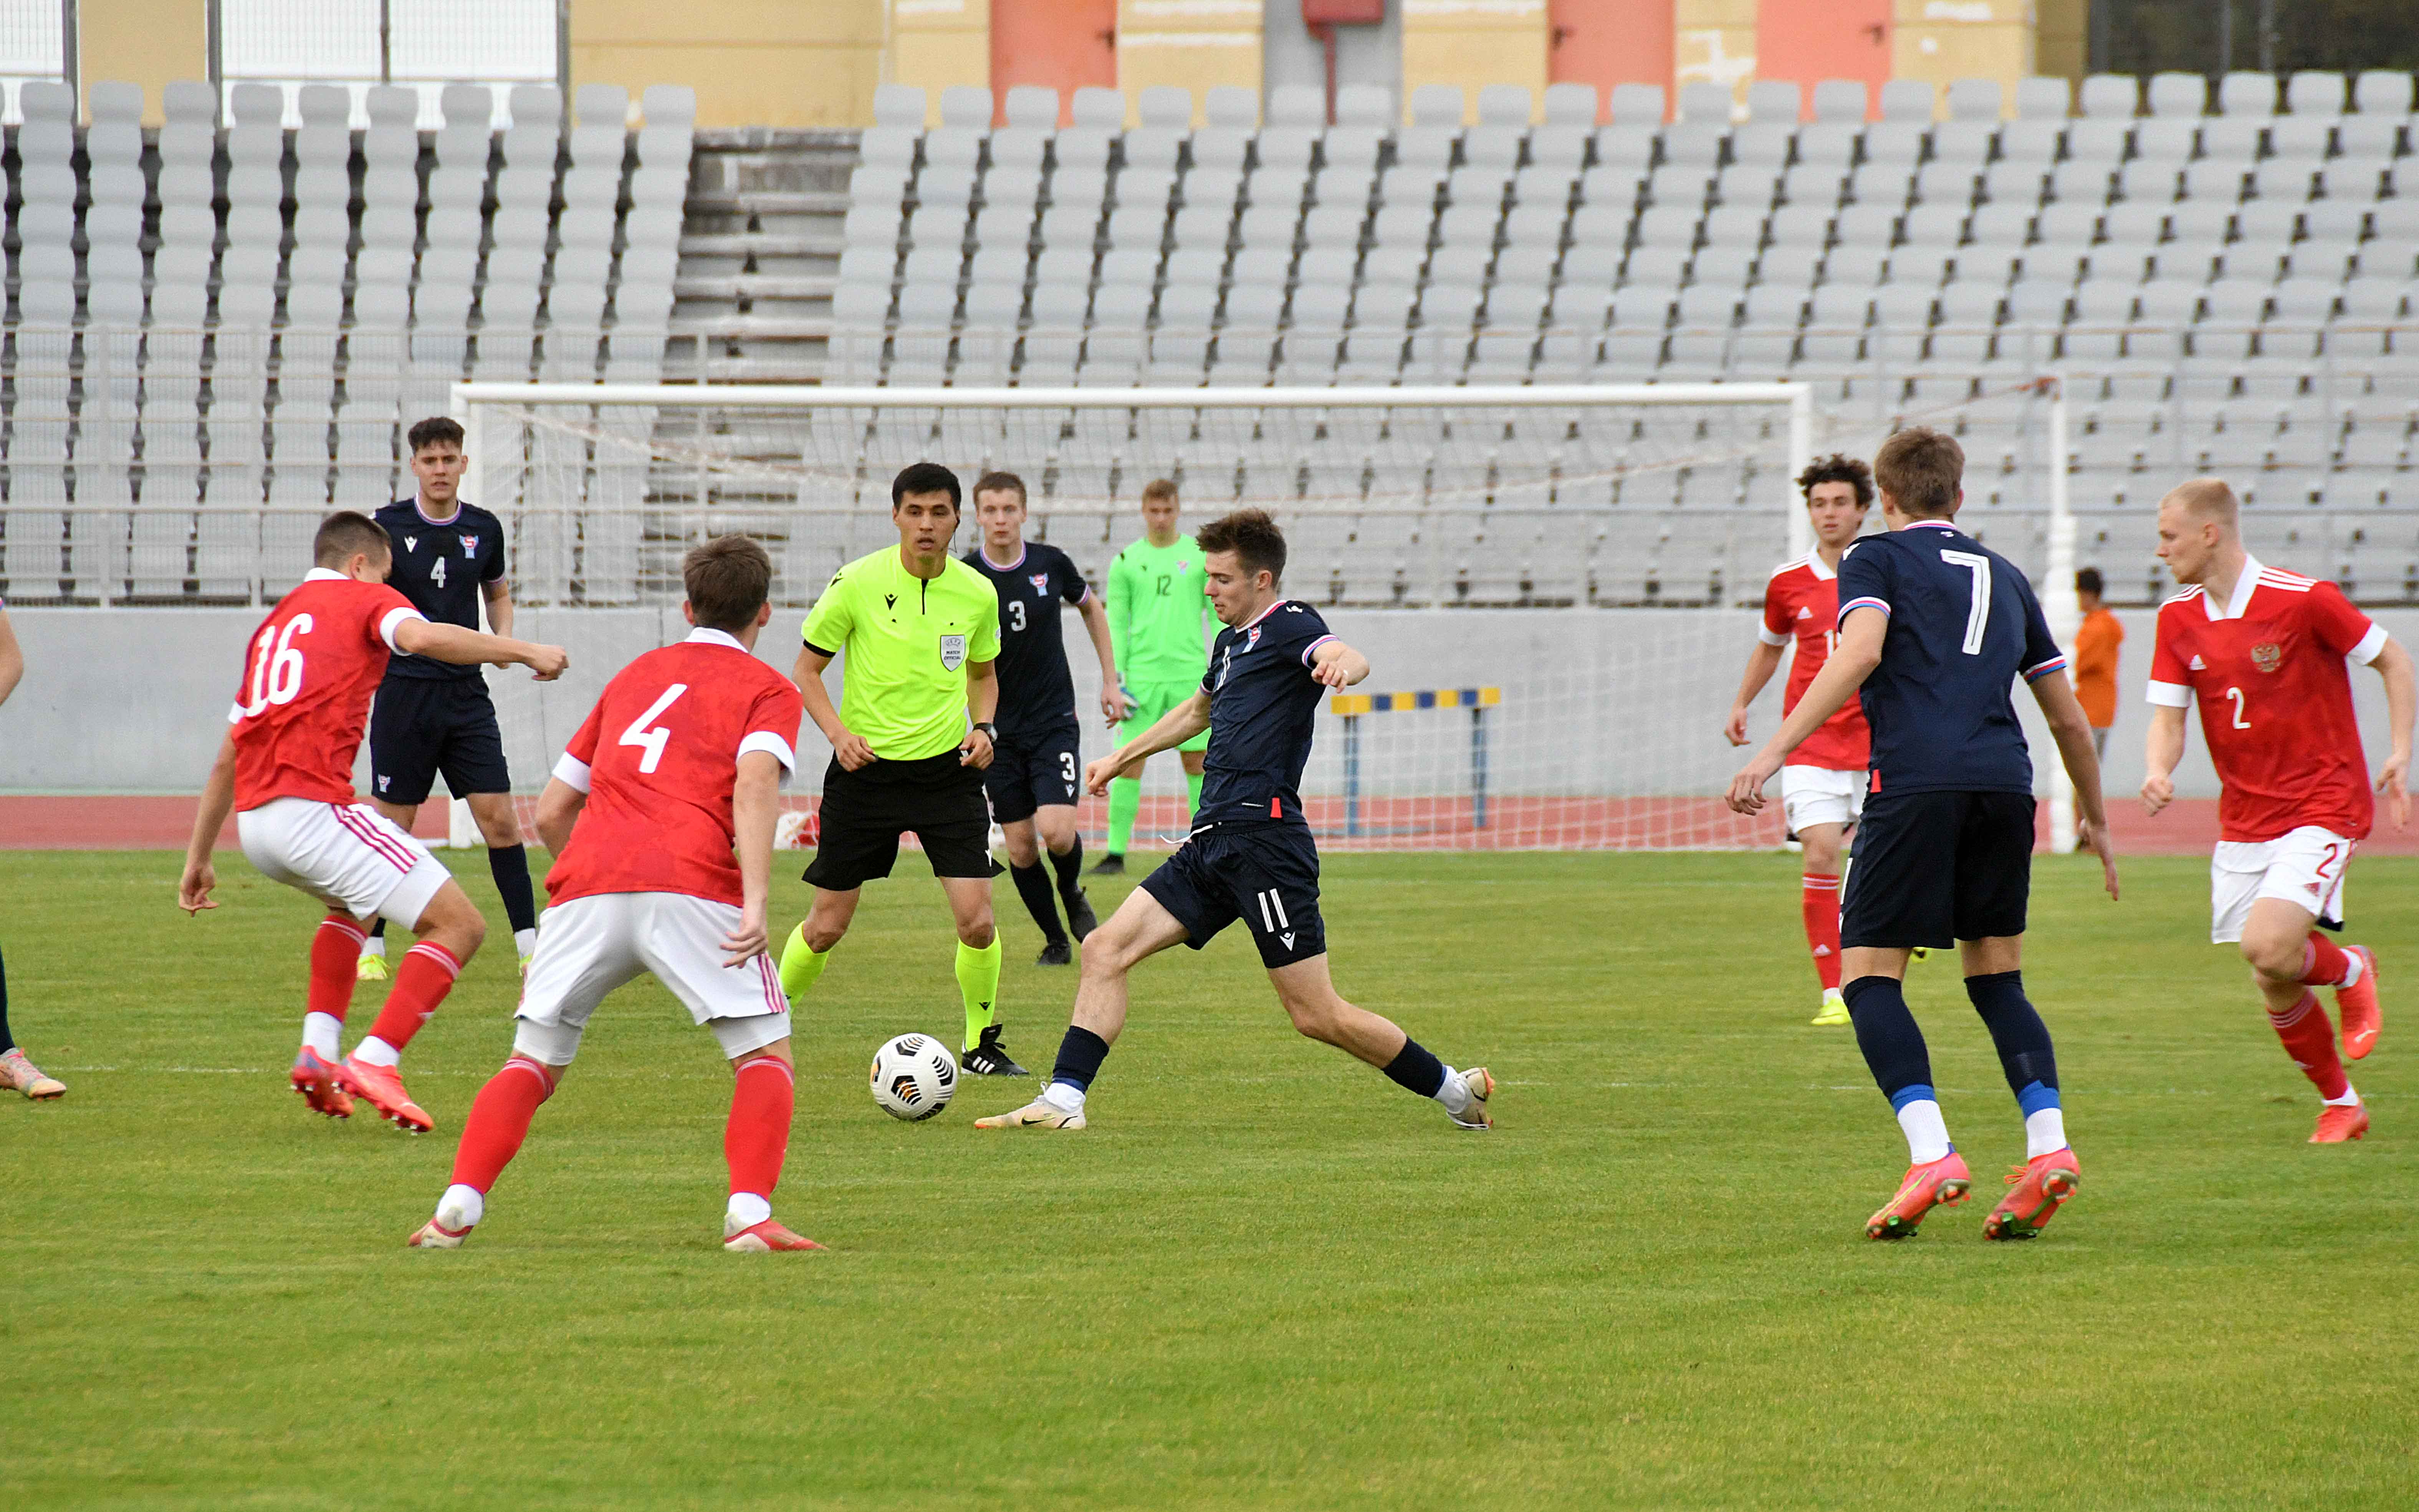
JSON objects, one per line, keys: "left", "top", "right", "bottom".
{"left": 1724, "top": 454, "right": 1875, "bottom": 1026}
{"left": 1728, "top": 429, "right": 2118, "bottom": 1241}
{"left": 976, "top": 509, "right": 1494, "bottom": 1133}
{"left": 412, "top": 538, "right": 819, "bottom": 1252}
{"left": 178, "top": 513, "right": 568, "bottom": 1133}
{"left": 2141, "top": 478, "right": 2414, "bottom": 1144}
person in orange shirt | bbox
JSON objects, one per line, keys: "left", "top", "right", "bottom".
{"left": 2072, "top": 568, "right": 2124, "bottom": 757}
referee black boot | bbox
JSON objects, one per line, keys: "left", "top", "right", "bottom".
{"left": 1036, "top": 939, "right": 1073, "bottom": 967}
{"left": 962, "top": 1025, "right": 1030, "bottom": 1077}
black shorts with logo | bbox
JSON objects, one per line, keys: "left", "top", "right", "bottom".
{"left": 367, "top": 676, "right": 512, "bottom": 806}
{"left": 1140, "top": 822, "right": 1328, "bottom": 969}
{"left": 983, "top": 721, "right": 1084, "bottom": 825}
{"left": 804, "top": 752, "right": 998, "bottom": 891}
{"left": 1840, "top": 788, "right": 2035, "bottom": 951}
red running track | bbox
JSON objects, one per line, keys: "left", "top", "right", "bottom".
{"left": 8, "top": 793, "right": 2412, "bottom": 855}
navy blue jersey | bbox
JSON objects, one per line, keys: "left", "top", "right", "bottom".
{"left": 963, "top": 541, "right": 1089, "bottom": 738}
{"left": 1836, "top": 519, "right": 2067, "bottom": 796}
{"left": 1195, "top": 599, "right": 1341, "bottom": 829}
{"left": 373, "top": 500, "right": 506, "bottom": 682}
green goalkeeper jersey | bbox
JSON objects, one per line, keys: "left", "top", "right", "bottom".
{"left": 1105, "top": 534, "right": 1213, "bottom": 685}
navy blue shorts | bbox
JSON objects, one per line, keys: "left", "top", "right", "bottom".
{"left": 983, "top": 721, "right": 1083, "bottom": 825}
{"left": 1140, "top": 823, "right": 1328, "bottom": 969}
{"left": 1840, "top": 789, "right": 2035, "bottom": 951}
{"left": 368, "top": 676, "right": 512, "bottom": 806}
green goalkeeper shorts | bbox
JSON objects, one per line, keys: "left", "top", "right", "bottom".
{"left": 1119, "top": 679, "right": 1211, "bottom": 753}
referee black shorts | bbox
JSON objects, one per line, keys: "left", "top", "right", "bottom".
{"left": 1840, "top": 789, "right": 2035, "bottom": 951}
{"left": 368, "top": 676, "right": 512, "bottom": 806}
{"left": 983, "top": 721, "right": 1083, "bottom": 825}
{"left": 1140, "top": 822, "right": 1328, "bottom": 969}
{"left": 804, "top": 752, "right": 999, "bottom": 892}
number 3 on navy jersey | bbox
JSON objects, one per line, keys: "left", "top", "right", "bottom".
{"left": 1007, "top": 599, "right": 1026, "bottom": 632}
{"left": 1940, "top": 549, "right": 1992, "bottom": 655}
{"left": 618, "top": 683, "right": 688, "bottom": 773}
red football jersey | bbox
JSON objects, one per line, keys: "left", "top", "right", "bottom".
{"left": 228, "top": 569, "right": 426, "bottom": 809}
{"left": 2148, "top": 561, "right": 2389, "bottom": 843}
{"left": 544, "top": 629, "right": 805, "bottom": 908}
{"left": 1760, "top": 554, "right": 1870, "bottom": 772}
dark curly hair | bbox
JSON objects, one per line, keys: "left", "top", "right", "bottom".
{"left": 1795, "top": 453, "right": 1875, "bottom": 509}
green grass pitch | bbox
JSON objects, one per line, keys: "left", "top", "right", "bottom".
{"left": 5, "top": 848, "right": 2416, "bottom": 1508}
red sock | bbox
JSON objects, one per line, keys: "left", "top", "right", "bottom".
{"left": 1801, "top": 873, "right": 1843, "bottom": 991}
{"left": 726, "top": 1057, "right": 796, "bottom": 1199}
{"left": 2300, "top": 933, "right": 2354, "bottom": 988}
{"left": 2268, "top": 992, "right": 2350, "bottom": 1100}
{"left": 309, "top": 914, "right": 365, "bottom": 1023}
{"left": 365, "top": 941, "right": 463, "bottom": 1054}
{"left": 450, "top": 1055, "right": 555, "bottom": 1193}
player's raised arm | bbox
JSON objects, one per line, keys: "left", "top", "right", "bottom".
{"left": 1727, "top": 607, "right": 1883, "bottom": 812}
{"left": 179, "top": 732, "right": 238, "bottom": 914}
{"left": 1085, "top": 689, "right": 1211, "bottom": 794}
{"left": 392, "top": 618, "right": 566, "bottom": 680}
{"left": 1309, "top": 637, "right": 1369, "bottom": 689}
{"left": 2028, "top": 668, "right": 2120, "bottom": 900}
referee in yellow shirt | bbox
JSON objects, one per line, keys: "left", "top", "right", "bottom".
{"left": 779, "top": 462, "right": 1026, "bottom": 1075}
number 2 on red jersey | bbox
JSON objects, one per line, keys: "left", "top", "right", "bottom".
{"left": 618, "top": 683, "right": 688, "bottom": 774}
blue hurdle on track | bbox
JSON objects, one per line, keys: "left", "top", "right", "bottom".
{"left": 1325, "top": 687, "right": 1502, "bottom": 838}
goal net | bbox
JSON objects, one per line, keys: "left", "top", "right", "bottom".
{"left": 453, "top": 378, "right": 2072, "bottom": 852}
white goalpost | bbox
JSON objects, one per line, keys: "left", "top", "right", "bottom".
{"left": 446, "top": 377, "right": 2075, "bottom": 852}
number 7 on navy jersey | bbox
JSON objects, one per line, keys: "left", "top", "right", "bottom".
{"left": 1940, "top": 549, "right": 1992, "bottom": 656}
{"left": 619, "top": 683, "right": 688, "bottom": 773}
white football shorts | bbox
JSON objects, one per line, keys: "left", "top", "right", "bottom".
{"left": 2209, "top": 825, "right": 2355, "bottom": 944}
{"left": 237, "top": 796, "right": 450, "bottom": 928}
{"left": 1781, "top": 765, "right": 1866, "bottom": 833}
{"left": 513, "top": 891, "right": 791, "bottom": 1064}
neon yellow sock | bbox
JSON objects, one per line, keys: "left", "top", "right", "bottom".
{"left": 779, "top": 925, "right": 829, "bottom": 1000}
{"left": 1185, "top": 769, "right": 1204, "bottom": 820}
{"left": 956, "top": 936, "right": 1003, "bottom": 1050}
{"left": 1107, "top": 776, "right": 1140, "bottom": 855}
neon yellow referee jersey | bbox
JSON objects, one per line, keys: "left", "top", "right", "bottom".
{"left": 802, "top": 547, "right": 1001, "bottom": 762}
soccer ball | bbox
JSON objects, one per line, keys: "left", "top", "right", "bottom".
{"left": 869, "top": 1033, "right": 958, "bottom": 1121}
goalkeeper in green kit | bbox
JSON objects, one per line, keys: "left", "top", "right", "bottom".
{"left": 1092, "top": 478, "right": 1213, "bottom": 875}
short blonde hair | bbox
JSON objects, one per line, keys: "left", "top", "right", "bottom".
{"left": 2161, "top": 476, "right": 2240, "bottom": 529}
{"left": 1872, "top": 427, "right": 1964, "bottom": 519}
{"left": 1141, "top": 478, "right": 1179, "bottom": 505}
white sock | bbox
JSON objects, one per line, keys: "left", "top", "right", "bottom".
{"left": 434, "top": 1183, "right": 484, "bottom": 1231}
{"left": 352, "top": 1036, "right": 402, "bottom": 1068}
{"left": 2338, "top": 951, "right": 2364, "bottom": 988}
{"left": 361, "top": 935, "right": 386, "bottom": 959}
{"left": 1896, "top": 1099, "right": 1953, "bottom": 1164}
{"left": 302, "top": 1012, "right": 343, "bottom": 1060}
{"left": 726, "top": 1192, "right": 771, "bottom": 1229}
{"left": 2024, "top": 1107, "right": 2069, "bottom": 1160}
{"left": 1041, "top": 1080, "right": 1085, "bottom": 1114}
{"left": 515, "top": 928, "right": 538, "bottom": 960}
{"left": 2324, "top": 1085, "right": 2362, "bottom": 1108}
{"left": 1433, "top": 1066, "right": 1472, "bottom": 1116}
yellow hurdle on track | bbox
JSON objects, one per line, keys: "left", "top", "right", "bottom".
{"left": 1325, "top": 687, "right": 1502, "bottom": 837}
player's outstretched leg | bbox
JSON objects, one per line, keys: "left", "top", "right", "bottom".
{"left": 292, "top": 912, "right": 365, "bottom": 1119}
{"left": 411, "top": 1053, "right": 559, "bottom": 1247}
{"left": 0, "top": 941, "right": 65, "bottom": 1101}
{"left": 342, "top": 880, "right": 487, "bottom": 1134}
{"left": 2242, "top": 903, "right": 2367, "bottom": 1142}
{"left": 976, "top": 887, "right": 1189, "bottom": 1128}
{"left": 1267, "top": 956, "right": 1493, "bottom": 1131}
{"left": 1966, "top": 970, "right": 2081, "bottom": 1241}
{"left": 2300, "top": 933, "right": 2382, "bottom": 1062}
{"left": 721, "top": 1047, "right": 822, "bottom": 1252}
{"left": 1842, "top": 974, "right": 1970, "bottom": 1239}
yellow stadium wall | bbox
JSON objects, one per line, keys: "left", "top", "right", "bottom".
{"left": 572, "top": 0, "right": 885, "bottom": 129}
{"left": 1674, "top": 0, "right": 1757, "bottom": 111}
{"left": 75, "top": 0, "right": 207, "bottom": 124}
{"left": 1115, "top": 0, "right": 1261, "bottom": 124}
{"left": 1890, "top": 0, "right": 2031, "bottom": 112}
{"left": 1401, "top": 0, "right": 1549, "bottom": 122}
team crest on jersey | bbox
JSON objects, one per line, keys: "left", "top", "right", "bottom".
{"left": 2251, "top": 642, "right": 2283, "bottom": 673}
{"left": 1244, "top": 626, "right": 1263, "bottom": 652}
{"left": 938, "top": 634, "right": 968, "bottom": 671}
{"left": 1028, "top": 573, "right": 1050, "bottom": 595}
{"left": 460, "top": 534, "right": 478, "bottom": 557}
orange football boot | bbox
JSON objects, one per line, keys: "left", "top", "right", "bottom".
{"left": 1984, "top": 1149, "right": 2081, "bottom": 1241}
{"left": 724, "top": 1218, "right": 826, "bottom": 1252}
{"left": 2311, "top": 1103, "right": 2370, "bottom": 1143}
{"left": 289, "top": 1047, "right": 353, "bottom": 1119}
{"left": 1866, "top": 1152, "right": 1972, "bottom": 1240}
{"left": 2337, "top": 946, "right": 2381, "bottom": 1061}
{"left": 337, "top": 1055, "right": 432, "bottom": 1133}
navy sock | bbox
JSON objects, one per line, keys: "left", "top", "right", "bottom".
{"left": 1009, "top": 861, "right": 1067, "bottom": 945}
{"left": 1842, "top": 974, "right": 1933, "bottom": 1103}
{"left": 1050, "top": 1026, "right": 1112, "bottom": 1091}
{"left": 1965, "top": 970, "right": 2060, "bottom": 1105}
{"left": 488, "top": 844, "right": 537, "bottom": 935}
{"left": 1382, "top": 1036, "right": 1448, "bottom": 1098}
{"left": 1050, "top": 835, "right": 1084, "bottom": 900}
{"left": 0, "top": 939, "right": 14, "bottom": 1054}
{"left": 369, "top": 918, "right": 386, "bottom": 942}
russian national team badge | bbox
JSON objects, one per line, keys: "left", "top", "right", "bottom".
{"left": 938, "top": 634, "right": 967, "bottom": 671}
{"left": 2252, "top": 642, "right": 2283, "bottom": 673}
{"left": 1028, "top": 573, "right": 1050, "bottom": 595}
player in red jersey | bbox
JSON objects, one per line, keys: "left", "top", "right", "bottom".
{"left": 2142, "top": 479, "right": 2415, "bottom": 1143}
{"left": 1726, "top": 455, "right": 1875, "bottom": 1026}
{"left": 410, "top": 537, "right": 822, "bottom": 1252}
{"left": 178, "top": 513, "right": 568, "bottom": 1133}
